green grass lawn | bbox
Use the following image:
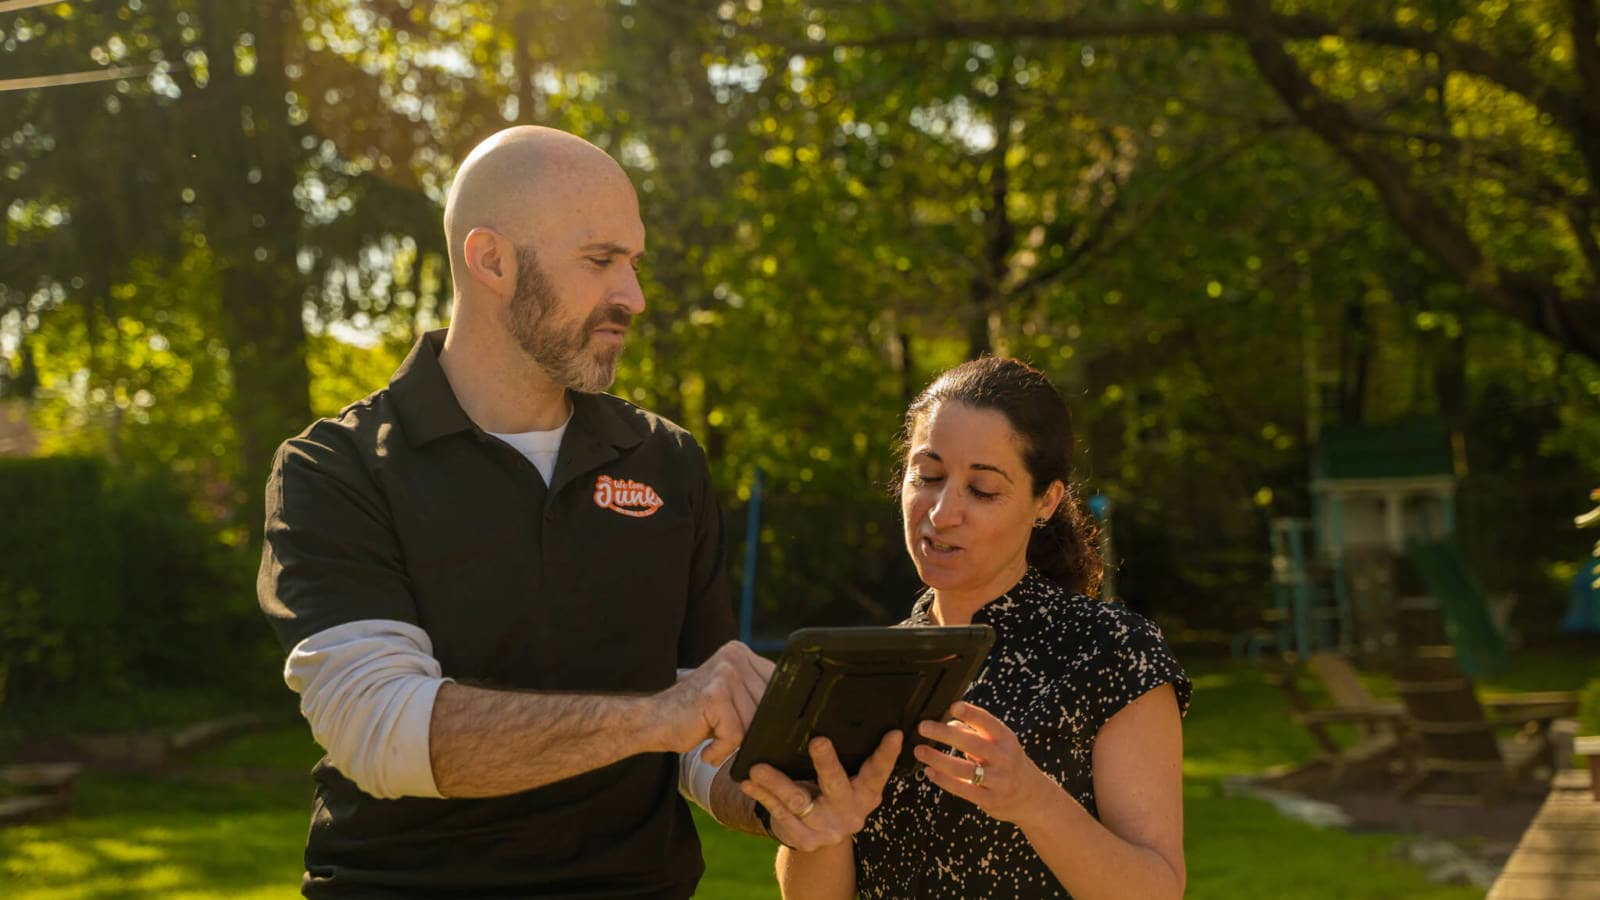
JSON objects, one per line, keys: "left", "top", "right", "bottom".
{"left": 7, "top": 646, "right": 1591, "bottom": 899}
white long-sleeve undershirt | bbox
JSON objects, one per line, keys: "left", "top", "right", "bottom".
{"left": 283, "top": 619, "right": 449, "bottom": 799}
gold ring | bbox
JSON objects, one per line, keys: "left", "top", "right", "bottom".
{"left": 796, "top": 797, "right": 817, "bottom": 819}
{"left": 971, "top": 764, "right": 986, "bottom": 787}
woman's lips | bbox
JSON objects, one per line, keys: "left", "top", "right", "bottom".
{"left": 920, "top": 535, "right": 962, "bottom": 561}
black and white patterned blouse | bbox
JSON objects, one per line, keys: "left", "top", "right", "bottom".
{"left": 852, "top": 567, "right": 1192, "bottom": 899}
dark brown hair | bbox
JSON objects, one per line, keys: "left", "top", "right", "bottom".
{"left": 901, "top": 356, "right": 1104, "bottom": 597}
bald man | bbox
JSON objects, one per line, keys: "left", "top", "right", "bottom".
{"left": 257, "top": 127, "right": 783, "bottom": 899}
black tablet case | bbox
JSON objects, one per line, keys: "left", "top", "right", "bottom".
{"left": 729, "top": 625, "right": 996, "bottom": 782}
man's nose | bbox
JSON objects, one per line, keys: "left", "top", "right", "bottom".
{"left": 614, "top": 266, "right": 646, "bottom": 315}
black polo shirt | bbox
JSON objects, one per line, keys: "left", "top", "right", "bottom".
{"left": 258, "top": 329, "right": 736, "bottom": 899}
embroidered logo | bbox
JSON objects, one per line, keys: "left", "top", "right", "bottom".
{"left": 593, "top": 474, "right": 665, "bottom": 518}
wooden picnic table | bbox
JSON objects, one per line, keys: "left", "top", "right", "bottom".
{"left": 1487, "top": 770, "right": 1600, "bottom": 899}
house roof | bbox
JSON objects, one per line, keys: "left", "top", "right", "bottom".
{"left": 1313, "top": 417, "right": 1455, "bottom": 482}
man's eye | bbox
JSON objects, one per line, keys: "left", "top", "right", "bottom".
{"left": 586, "top": 257, "right": 613, "bottom": 267}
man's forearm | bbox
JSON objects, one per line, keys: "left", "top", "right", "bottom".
{"left": 428, "top": 681, "right": 660, "bottom": 797}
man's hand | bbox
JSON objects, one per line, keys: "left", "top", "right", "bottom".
{"left": 652, "top": 641, "right": 774, "bottom": 765}
{"left": 740, "top": 731, "right": 902, "bottom": 852}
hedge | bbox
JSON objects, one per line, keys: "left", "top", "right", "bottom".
{"left": 0, "top": 456, "right": 263, "bottom": 708}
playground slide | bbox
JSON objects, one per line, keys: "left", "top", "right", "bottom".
{"left": 1405, "top": 540, "right": 1508, "bottom": 677}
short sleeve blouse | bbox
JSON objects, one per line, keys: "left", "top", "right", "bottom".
{"left": 852, "top": 568, "right": 1192, "bottom": 899}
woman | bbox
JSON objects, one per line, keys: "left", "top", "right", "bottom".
{"left": 742, "top": 357, "right": 1190, "bottom": 899}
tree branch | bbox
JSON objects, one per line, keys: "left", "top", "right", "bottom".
{"left": 1271, "top": 13, "right": 1582, "bottom": 131}
{"left": 829, "top": 13, "right": 1235, "bottom": 47}
{"left": 1568, "top": 204, "right": 1600, "bottom": 286}
{"left": 1571, "top": 0, "right": 1600, "bottom": 114}
{"left": 1228, "top": 0, "right": 1600, "bottom": 362}
{"left": 1340, "top": 120, "right": 1591, "bottom": 211}
{"left": 1570, "top": 0, "right": 1600, "bottom": 186}
{"left": 803, "top": 10, "right": 1597, "bottom": 178}
{"left": 1009, "top": 128, "right": 1276, "bottom": 309}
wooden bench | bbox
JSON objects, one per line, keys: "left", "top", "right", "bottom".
{"left": 1487, "top": 770, "right": 1600, "bottom": 899}
{"left": 0, "top": 762, "right": 83, "bottom": 826}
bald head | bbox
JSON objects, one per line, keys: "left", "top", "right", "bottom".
{"left": 444, "top": 126, "right": 638, "bottom": 288}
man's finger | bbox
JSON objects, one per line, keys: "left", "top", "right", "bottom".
{"left": 751, "top": 653, "right": 776, "bottom": 679}
{"left": 702, "top": 698, "right": 742, "bottom": 765}
{"left": 733, "top": 648, "right": 773, "bottom": 700}
{"left": 731, "top": 678, "right": 758, "bottom": 729}
{"left": 713, "top": 644, "right": 767, "bottom": 712}
{"left": 702, "top": 734, "right": 737, "bottom": 768}
{"left": 726, "top": 641, "right": 770, "bottom": 676}
{"left": 733, "top": 662, "right": 766, "bottom": 716}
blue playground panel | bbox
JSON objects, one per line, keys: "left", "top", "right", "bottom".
{"left": 1564, "top": 559, "right": 1600, "bottom": 634}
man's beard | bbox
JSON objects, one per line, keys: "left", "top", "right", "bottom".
{"left": 507, "top": 245, "right": 631, "bottom": 393}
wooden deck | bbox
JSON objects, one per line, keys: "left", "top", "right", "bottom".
{"left": 1487, "top": 770, "right": 1600, "bottom": 899}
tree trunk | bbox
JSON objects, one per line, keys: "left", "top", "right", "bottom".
{"left": 194, "top": 0, "right": 313, "bottom": 541}
{"left": 1338, "top": 295, "right": 1371, "bottom": 425}
{"left": 969, "top": 74, "right": 1015, "bottom": 359}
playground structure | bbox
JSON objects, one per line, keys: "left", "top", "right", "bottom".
{"left": 1257, "top": 419, "right": 1511, "bottom": 675}
{"left": 1572, "top": 488, "right": 1600, "bottom": 633}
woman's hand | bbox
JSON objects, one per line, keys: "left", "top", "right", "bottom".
{"left": 914, "top": 701, "right": 1060, "bottom": 827}
{"left": 740, "top": 730, "right": 902, "bottom": 852}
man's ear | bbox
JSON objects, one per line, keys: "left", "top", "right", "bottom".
{"left": 462, "top": 228, "right": 514, "bottom": 297}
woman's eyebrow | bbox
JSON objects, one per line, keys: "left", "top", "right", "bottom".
{"left": 914, "top": 450, "right": 1013, "bottom": 483}
{"left": 970, "top": 462, "right": 1014, "bottom": 483}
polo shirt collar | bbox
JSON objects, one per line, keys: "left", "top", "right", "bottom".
{"left": 390, "top": 329, "right": 645, "bottom": 457}
{"left": 390, "top": 330, "right": 474, "bottom": 446}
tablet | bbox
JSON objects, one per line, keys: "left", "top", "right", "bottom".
{"left": 729, "top": 625, "right": 995, "bottom": 783}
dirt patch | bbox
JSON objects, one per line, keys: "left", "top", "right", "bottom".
{"left": 1258, "top": 763, "right": 1545, "bottom": 864}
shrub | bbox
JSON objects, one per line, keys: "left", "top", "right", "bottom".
{"left": 0, "top": 457, "right": 122, "bottom": 701}
{"left": 0, "top": 456, "right": 268, "bottom": 712}
{"left": 1579, "top": 678, "right": 1600, "bottom": 736}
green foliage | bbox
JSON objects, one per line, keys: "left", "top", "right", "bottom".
{"left": 306, "top": 333, "right": 411, "bottom": 419}
{"left": 0, "top": 457, "right": 120, "bottom": 699}
{"left": 1579, "top": 679, "right": 1600, "bottom": 736}
{"left": 20, "top": 247, "right": 241, "bottom": 517}
{"left": 104, "top": 472, "right": 264, "bottom": 686}
{"left": 0, "top": 456, "right": 266, "bottom": 715}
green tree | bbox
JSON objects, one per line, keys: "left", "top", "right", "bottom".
{"left": 804, "top": 0, "right": 1600, "bottom": 366}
